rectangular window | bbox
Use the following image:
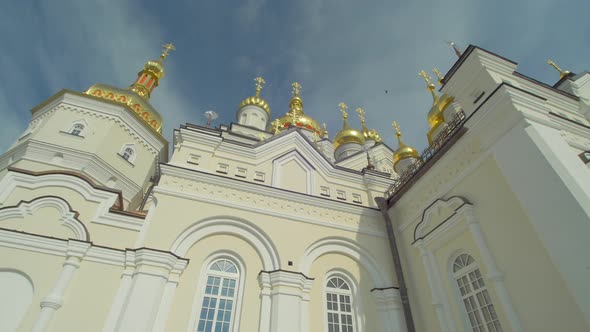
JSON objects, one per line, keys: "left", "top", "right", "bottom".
{"left": 352, "top": 193, "right": 362, "bottom": 204}
{"left": 216, "top": 163, "right": 229, "bottom": 174}
{"left": 254, "top": 171, "right": 265, "bottom": 182}
{"left": 188, "top": 154, "right": 201, "bottom": 165}
{"left": 235, "top": 167, "right": 247, "bottom": 178}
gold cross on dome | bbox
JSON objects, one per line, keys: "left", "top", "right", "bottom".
{"left": 356, "top": 107, "right": 366, "bottom": 123}
{"left": 292, "top": 82, "right": 302, "bottom": 96}
{"left": 432, "top": 68, "right": 444, "bottom": 84}
{"left": 338, "top": 102, "right": 348, "bottom": 119}
{"left": 419, "top": 70, "right": 433, "bottom": 86}
{"left": 160, "top": 43, "right": 176, "bottom": 60}
{"left": 287, "top": 109, "right": 299, "bottom": 124}
{"left": 271, "top": 119, "right": 282, "bottom": 134}
{"left": 254, "top": 76, "right": 266, "bottom": 97}
{"left": 259, "top": 132, "right": 266, "bottom": 141}
{"left": 392, "top": 121, "right": 401, "bottom": 135}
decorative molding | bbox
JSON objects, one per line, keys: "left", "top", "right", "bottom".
{"left": 300, "top": 237, "right": 393, "bottom": 287}
{"left": 0, "top": 196, "right": 89, "bottom": 241}
{"left": 155, "top": 168, "right": 385, "bottom": 237}
{"left": 272, "top": 150, "right": 315, "bottom": 195}
{"left": 170, "top": 217, "right": 280, "bottom": 270}
{"left": 0, "top": 170, "right": 144, "bottom": 231}
{"left": 413, "top": 196, "right": 470, "bottom": 243}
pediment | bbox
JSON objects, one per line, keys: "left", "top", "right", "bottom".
{"left": 414, "top": 196, "right": 470, "bottom": 242}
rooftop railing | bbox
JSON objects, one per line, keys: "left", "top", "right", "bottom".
{"left": 385, "top": 110, "right": 467, "bottom": 201}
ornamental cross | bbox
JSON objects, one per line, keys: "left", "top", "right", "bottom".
{"left": 271, "top": 119, "right": 282, "bottom": 134}
{"left": 254, "top": 76, "right": 266, "bottom": 97}
{"left": 392, "top": 121, "right": 401, "bottom": 135}
{"left": 292, "top": 82, "right": 302, "bottom": 96}
{"left": 547, "top": 59, "right": 562, "bottom": 72}
{"left": 338, "top": 102, "right": 348, "bottom": 119}
{"left": 356, "top": 107, "right": 366, "bottom": 123}
{"left": 160, "top": 43, "right": 176, "bottom": 60}
{"left": 418, "top": 70, "right": 433, "bottom": 86}
{"left": 259, "top": 133, "right": 266, "bottom": 141}
{"left": 287, "top": 109, "right": 299, "bottom": 124}
{"left": 432, "top": 68, "right": 444, "bottom": 84}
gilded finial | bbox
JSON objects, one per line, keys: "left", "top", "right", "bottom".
{"left": 292, "top": 82, "right": 302, "bottom": 96}
{"left": 432, "top": 68, "right": 444, "bottom": 85}
{"left": 312, "top": 131, "right": 320, "bottom": 144}
{"left": 160, "top": 43, "right": 176, "bottom": 61}
{"left": 271, "top": 119, "right": 282, "bottom": 135}
{"left": 547, "top": 59, "right": 571, "bottom": 79}
{"left": 254, "top": 76, "right": 266, "bottom": 97}
{"left": 339, "top": 102, "right": 348, "bottom": 119}
{"left": 445, "top": 41, "right": 462, "bottom": 57}
{"left": 287, "top": 108, "right": 299, "bottom": 124}
{"left": 392, "top": 121, "right": 401, "bottom": 136}
{"left": 259, "top": 132, "right": 266, "bottom": 141}
{"left": 356, "top": 107, "right": 366, "bottom": 124}
{"left": 419, "top": 70, "right": 439, "bottom": 103}
{"left": 322, "top": 123, "right": 329, "bottom": 137}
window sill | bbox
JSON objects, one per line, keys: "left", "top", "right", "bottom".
{"left": 117, "top": 153, "right": 135, "bottom": 167}
{"left": 59, "top": 131, "right": 85, "bottom": 139}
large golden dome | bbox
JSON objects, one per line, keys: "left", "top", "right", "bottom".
{"left": 238, "top": 77, "right": 271, "bottom": 115}
{"left": 334, "top": 103, "right": 365, "bottom": 150}
{"left": 272, "top": 82, "right": 323, "bottom": 135}
{"left": 84, "top": 43, "right": 176, "bottom": 135}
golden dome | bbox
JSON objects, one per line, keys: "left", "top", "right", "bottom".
{"left": 334, "top": 103, "right": 365, "bottom": 150}
{"left": 392, "top": 121, "right": 419, "bottom": 167}
{"left": 84, "top": 43, "right": 176, "bottom": 135}
{"left": 272, "top": 82, "right": 323, "bottom": 134}
{"left": 421, "top": 69, "right": 456, "bottom": 144}
{"left": 238, "top": 77, "right": 271, "bottom": 115}
{"left": 356, "top": 107, "right": 382, "bottom": 143}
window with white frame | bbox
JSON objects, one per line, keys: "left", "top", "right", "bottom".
{"left": 325, "top": 276, "right": 355, "bottom": 332}
{"left": 195, "top": 259, "right": 240, "bottom": 332}
{"left": 119, "top": 144, "right": 137, "bottom": 164}
{"left": 453, "top": 254, "right": 503, "bottom": 332}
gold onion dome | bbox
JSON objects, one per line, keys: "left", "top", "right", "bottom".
{"left": 334, "top": 102, "right": 365, "bottom": 150}
{"left": 274, "top": 82, "right": 322, "bottom": 134}
{"left": 85, "top": 43, "right": 176, "bottom": 134}
{"left": 392, "top": 121, "right": 419, "bottom": 167}
{"left": 356, "top": 107, "right": 382, "bottom": 142}
{"left": 238, "top": 76, "right": 271, "bottom": 115}
{"left": 420, "top": 69, "right": 454, "bottom": 144}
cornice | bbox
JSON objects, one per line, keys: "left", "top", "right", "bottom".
{"left": 156, "top": 164, "right": 386, "bottom": 237}
{"left": 30, "top": 90, "right": 168, "bottom": 160}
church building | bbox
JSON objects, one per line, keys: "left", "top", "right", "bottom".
{"left": 0, "top": 43, "right": 589, "bottom": 332}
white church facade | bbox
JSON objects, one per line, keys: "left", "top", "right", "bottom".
{"left": 0, "top": 44, "right": 589, "bottom": 332}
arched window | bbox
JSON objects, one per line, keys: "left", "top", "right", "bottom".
{"left": 196, "top": 259, "right": 240, "bottom": 332}
{"left": 325, "top": 276, "right": 355, "bottom": 332}
{"left": 71, "top": 123, "right": 85, "bottom": 136}
{"left": 453, "top": 254, "right": 503, "bottom": 332}
{"left": 122, "top": 147, "right": 134, "bottom": 161}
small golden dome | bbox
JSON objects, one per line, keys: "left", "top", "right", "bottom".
{"left": 421, "top": 69, "right": 456, "bottom": 144}
{"left": 356, "top": 107, "right": 382, "bottom": 143}
{"left": 334, "top": 103, "right": 365, "bottom": 150}
{"left": 392, "top": 121, "right": 419, "bottom": 167}
{"left": 84, "top": 43, "right": 176, "bottom": 135}
{"left": 238, "top": 77, "right": 271, "bottom": 115}
{"left": 273, "top": 82, "right": 322, "bottom": 134}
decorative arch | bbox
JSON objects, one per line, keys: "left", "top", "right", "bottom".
{"left": 0, "top": 196, "right": 89, "bottom": 241}
{"left": 300, "top": 237, "right": 391, "bottom": 287}
{"left": 414, "top": 196, "right": 471, "bottom": 242}
{"left": 171, "top": 217, "right": 280, "bottom": 270}
{"left": 0, "top": 269, "right": 34, "bottom": 332}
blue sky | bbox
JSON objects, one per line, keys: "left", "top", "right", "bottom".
{"left": 1, "top": 0, "right": 589, "bottom": 154}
